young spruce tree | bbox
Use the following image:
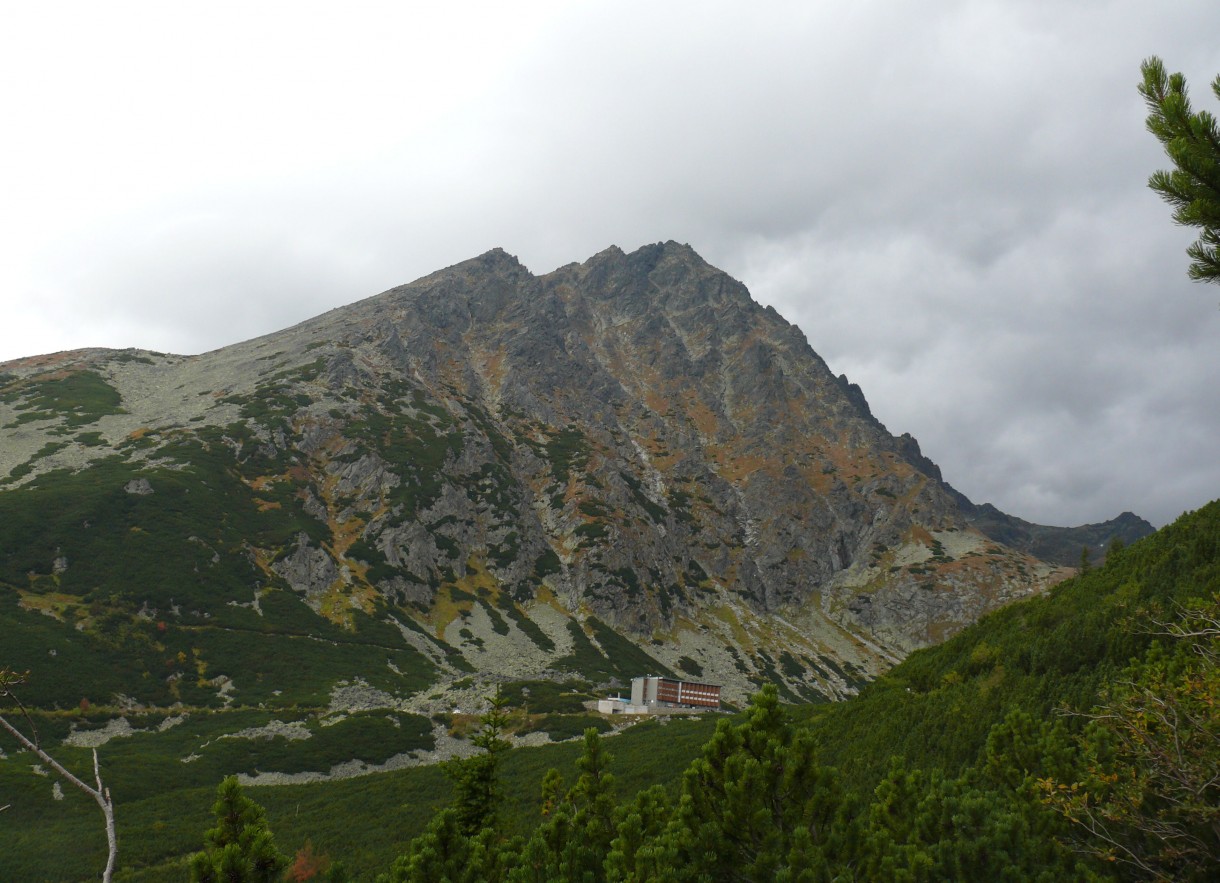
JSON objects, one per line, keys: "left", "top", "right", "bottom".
{"left": 512, "top": 727, "right": 619, "bottom": 882}
{"left": 382, "top": 687, "right": 519, "bottom": 883}
{"left": 190, "top": 776, "right": 288, "bottom": 883}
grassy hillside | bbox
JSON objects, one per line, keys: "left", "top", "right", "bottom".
{"left": 805, "top": 499, "right": 1220, "bottom": 789}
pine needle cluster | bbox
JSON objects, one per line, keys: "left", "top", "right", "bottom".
{"left": 1139, "top": 57, "right": 1220, "bottom": 284}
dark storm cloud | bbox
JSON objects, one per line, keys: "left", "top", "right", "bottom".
{"left": 2, "top": 1, "right": 1217, "bottom": 528}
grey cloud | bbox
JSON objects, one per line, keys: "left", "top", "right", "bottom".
{"left": 3, "top": 1, "right": 1218, "bottom": 530}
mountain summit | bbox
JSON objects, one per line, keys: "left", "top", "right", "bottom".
{"left": 0, "top": 243, "right": 1150, "bottom": 706}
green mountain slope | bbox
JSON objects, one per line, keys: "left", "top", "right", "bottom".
{"left": 1, "top": 502, "right": 1206, "bottom": 880}
{"left": 806, "top": 498, "right": 1220, "bottom": 789}
{"left": 357, "top": 499, "right": 1217, "bottom": 882}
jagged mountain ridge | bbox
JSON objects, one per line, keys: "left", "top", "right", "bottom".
{"left": 0, "top": 242, "right": 1148, "bottom": 708}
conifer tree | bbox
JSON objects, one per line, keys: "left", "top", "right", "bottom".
{"left": 858, "top": 760, "right": 939, "bottom": 880}
{"left": 448, "top": 686, "right": 512, "bottom": 837}
{"left": 190, "top": 776, "right": 288, "bottom": 883}
{"left": 1139, "top": 57, "right": 1220, "bottom": 284}
{"left": 605, "top": 785, "right": 671, "bottom": 882}
{"left": 382, "top": 688, "right": 518, "bottom": 883}
{"left": 558, "top": 728, "right": 619, "bottom": 874}
{"left": 649, "top": 685, "right": 857, "bottom": 881}
{"left": 512, "top": 728, "right": 619, "bottom": 882}
{"left": 980, "top": 709, "right": 1077, "bottom": 792}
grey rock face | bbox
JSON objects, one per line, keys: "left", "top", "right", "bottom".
{"left": 246, "top": 241, "right": 1035, "bottom": 646}
{"left": 272, "top": 534, "right": 341, "bottom": 608}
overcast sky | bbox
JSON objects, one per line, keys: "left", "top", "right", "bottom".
{"left": 2, "top": 1, "right": 1217, "bottom": 529}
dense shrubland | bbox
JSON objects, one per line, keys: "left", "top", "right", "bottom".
{"left": 117, "top": 499, "right": 1215, "bottom": 881}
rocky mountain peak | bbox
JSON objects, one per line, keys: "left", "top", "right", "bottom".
{"left": 0, "top": 243, "right": 1151, "bottom": 711}
{"left": 563, "top": 240, "right": 754, "bottom": 317}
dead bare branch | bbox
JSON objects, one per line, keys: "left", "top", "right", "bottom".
{"left": 0, "top": 699, "right": 117, "bottom": 882}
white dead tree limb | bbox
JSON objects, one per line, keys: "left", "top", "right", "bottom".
{"left": 0, "top": 670, "right": 117, "bottom": 882}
